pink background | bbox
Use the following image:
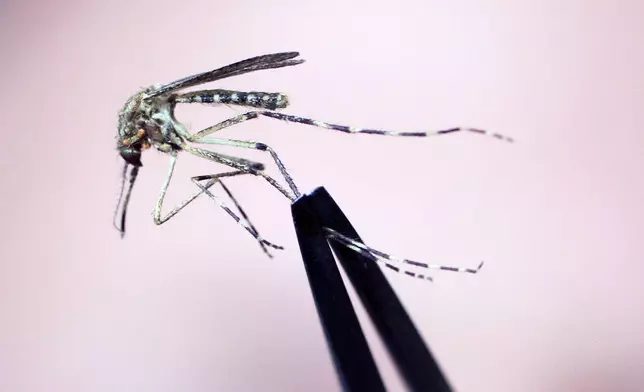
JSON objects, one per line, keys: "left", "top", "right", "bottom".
{"left": 1, "top": 0, "right": 643, "bottom": 391}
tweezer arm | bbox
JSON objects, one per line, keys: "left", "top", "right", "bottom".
{"left": 291, "top": 187, "right": 453, "bottom": 392}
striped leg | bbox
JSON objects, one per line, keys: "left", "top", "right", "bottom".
{"left": 153, "top": 153, "right": 282, "bottom": 257}
{"left": 179, "top": 110, "right": 513, "bottom": 200}
{"left": 180, "top": 143, "right": 296, "bottom": 200}
{"left": 175, "top": 111, "right": 501, "bottom": 273}
{"left": 191, "top": 172, "right": 285, "bottom": 258}
{"left": 179, "top": 109, "right": 512, "bottom": 200}
{"left": 184, "top": 110, "right": 515, "bottom": 143}
{"left": 188, "top": 136, "right": 301, "bottom": 199}
{"left": 324, "top": 227, "right": 484, "bottom": 283}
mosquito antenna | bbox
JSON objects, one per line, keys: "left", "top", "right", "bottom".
{"left": 115, "top": 164, "right": 140, "bottom": 237}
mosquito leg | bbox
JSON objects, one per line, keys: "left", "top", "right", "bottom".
{"left": 180, "top": 143, "right": 296, "bottom": 201}
{"left": 180, "top": 139, "right": 482, "bottom": 279}
{"left": 181, "top": 110, "right": 514, "bottom": 143}
{"left": 258, "top": 112, "right": 514, "bottom": 142}
{"left": 153, "top": 152, "right": 183, "bottom": 224}
{"left": 190, "top": 172, "right": 285, "bottom": 257}
{"left": 153, "top": 153, "right": 282, "bottom": 254}
{"left": 176, "top": 107, "right": 512, "bottom": 198}
{"left": 324, "top": 227, "right": 484, "bottom": 282}
{"left": 188, "top": 137, "right": 301, "bottom": 199}
{"left": 173, "top": 112, "right": 496, "bottom": 275}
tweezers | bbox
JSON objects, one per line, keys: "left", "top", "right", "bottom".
{"left": 291, "top": 186, "right": 454, "bottom": 392}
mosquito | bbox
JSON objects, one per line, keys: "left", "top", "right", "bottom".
{"left": 114, "top": 51, "right": 512, "bottom": 282}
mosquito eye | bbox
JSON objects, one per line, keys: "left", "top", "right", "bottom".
{"left": 119, "top": 147, "right": 143, "bottom": 167}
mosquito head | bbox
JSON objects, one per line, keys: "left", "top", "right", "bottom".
{"left": 117, "top": 90, "right": 148, "bottom": 167}
{"left": 117, "top": 125, "right": 148, "bottom": 167}
{"left": 119, "top": 145, "right": 143, "bottom": 167}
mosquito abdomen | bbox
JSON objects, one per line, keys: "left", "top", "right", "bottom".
{"left": 174, "top": 89, "right": 289, "bottom": 110}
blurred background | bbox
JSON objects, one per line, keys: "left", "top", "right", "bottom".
{"left": 1, "top": 0, "right": 643, "bottom": 391}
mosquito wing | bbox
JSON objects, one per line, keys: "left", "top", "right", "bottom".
{"left": 145, "top": 52, "right": 305, "bottom": 99}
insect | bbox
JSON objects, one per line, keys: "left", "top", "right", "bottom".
{"left": 114, "top": 52, "right": 512, "bottom": 281}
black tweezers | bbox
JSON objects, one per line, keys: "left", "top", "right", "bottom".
{"left": 291, "top": 187, "right": 454, "bottom": 392}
